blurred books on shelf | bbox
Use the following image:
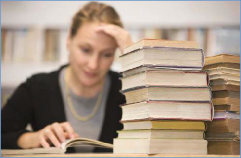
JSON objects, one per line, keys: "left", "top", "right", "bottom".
{"left": 128, "top": 28, "right": 240, "bottom": 57}
{"left": 43, "top": 29, "right": 60, "bottom": 62}
{"left": 1, "top": 28, "right": 42, "bottom": 63}
{"left": 1, "top": 27, "right": 68, "bottom": 63}
{"left": 1, "top": 26, "right": 239, "bottom": 91}
{"left": 1, "top": 27, "right": 239, "bottom": 65}
{"left": 205, "top": 28, "right": 240, "bottom": 57}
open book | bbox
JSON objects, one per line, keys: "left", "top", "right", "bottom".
{"left": 1, "top": 138, "right": 113, "bottom": 155}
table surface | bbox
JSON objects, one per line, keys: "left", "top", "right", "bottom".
{"left": 1, "top": 153, "right": 240, "bottom": 157}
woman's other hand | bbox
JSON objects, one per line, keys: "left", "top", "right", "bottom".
{"left": 95, "top": 23, "right": 133, "bottom": 54}
{"left": 17, "top": 122, "right": 79, "bottom": 149}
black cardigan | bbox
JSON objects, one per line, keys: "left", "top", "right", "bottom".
{"left": 1, "top": 65, "right": 125, "bottom": 150}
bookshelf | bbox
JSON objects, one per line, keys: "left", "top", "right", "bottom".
{"left": 1, "top": 26, "right": 240, "bottom": 107}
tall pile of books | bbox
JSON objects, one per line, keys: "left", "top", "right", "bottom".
{"left": 114, "top": 39, "right": 213, "bottom": 155}
{"left": 203, "top": 54, "right": 240, "bottom": 155}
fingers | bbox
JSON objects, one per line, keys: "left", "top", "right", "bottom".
{"left": 74, "top": 133, "right": 80, "bottom": 138}
{"left": 39, "top": 135, "right": 50, "bottom": 148}
{"left": 38, "top": 122, "right": 77, "bottom": 148}
{"left": 51, "top": 122, "right": 66, "bottom": 143}
{"left": 44, "top": 128, "right": 61, "bottom": 147}
{"left": 96, "top": 24, "right": 120, "bottom": 38}
{"left": 42, "top": 126, "right": 61, "bottom": 148}
{"left": 60, "top": 122, "right": 76, "bottom": 139}
{"left": 95, "top": 23, "right": 132, "bottom": 54}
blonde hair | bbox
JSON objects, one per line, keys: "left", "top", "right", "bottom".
{"left": 70, "top": 2, "right": 123, "bottom": 38}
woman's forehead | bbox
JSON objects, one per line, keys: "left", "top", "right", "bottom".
{"left": 74, "top": 23, "right": 117, "bottom": 49}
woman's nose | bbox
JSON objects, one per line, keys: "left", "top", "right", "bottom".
{"left": 88, "top": 55, "right": 99, "bottom": 71}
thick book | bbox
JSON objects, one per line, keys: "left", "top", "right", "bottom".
{"left": 209, "top": 74, "right": 240, "bottom": 82}
{"left": 121, "top": 101, "right": 212, "bottom": 122}
{"left": 124, "top": 39, "right": 199, "bottom": 54}
{"left": 205, "top": 54, "right": 240, "bottom": 66}
{"left": 205, "top": 131, "right": 240, "bottom": 141}
{"left": 122, "top": 86, "right": 212, "bottom": 104}
{"left": 208, "top": 140, "right": 240, "bottom": 155}
{"left": 211, "top": 85, "right": 240, "bottom": 92}
{"left": 206, "top": 111, "right": 240, "bottom": 133}
{"left": 1, "top": 138, "right": 112, "bottom": 155}
{"left": 121, "top": 69, "right": 209, "bottom": 91}
{"left": 212, "top": 90, "right": 240, "bottom": 99}
{"left": 114, "top": 138, "right": 207, "bottom": 154}
{"left": 203, "top": 63, "right": 240, "bottom": 70}
{"left": 122, "top": 65, "right": 204, "bottom": 77}
{"left": 117, "top": 129, "right": 204, "bottom": 139}
{"left": 121, "top": 47, "right": 204, "bottom": 72}
{"left": 212, "top": 98, "right": 240, "bottom": 106}
{"left": 214, "top": 104, "right": 240, "bottom": 112}
{"left": 213, "top": 111, "right": 240, "bottom": 120}
{"left": 205, "top": 67, "right": 240, "bottom": 76}
{"left": 210, "top": 78, "right": 240, "bottom": 87}
{"left": 122, "top": 120, "right": 206, "bottom": 131}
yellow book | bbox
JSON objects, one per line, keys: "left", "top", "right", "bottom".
{"left": 122, "top": 120, "right": 206, "bottom": 131}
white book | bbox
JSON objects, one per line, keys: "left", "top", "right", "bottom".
{"left": 121, "top": 101, "right": 213, "bottom": 122}
{"left": 114, "top": 138, "right": 207, "bottom": 154}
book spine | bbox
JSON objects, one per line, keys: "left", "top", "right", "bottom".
{"left": 210, "top": 102, "right": 214, "bottom": 122}
{"left": 121, "top": 117, "right": 212, "bottom": 122}
{"left": 201, "top": 49, "right": 205, "bottom": 68}
{"left": 206, "top": 71, "right": 210, "bottom": 86}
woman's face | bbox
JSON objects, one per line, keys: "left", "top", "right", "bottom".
{"left": 67, "top": 22, "right": 117, "bottom": 88}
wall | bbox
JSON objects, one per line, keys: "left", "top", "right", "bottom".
{"left": 1, "top": 1, "right": 240, "bottom": 28}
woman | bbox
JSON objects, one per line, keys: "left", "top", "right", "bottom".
{"left": 1, "top": 2, "right": 132, "bottom": 151}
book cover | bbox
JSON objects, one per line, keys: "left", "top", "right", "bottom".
{"left": 124, "top": 39, "right": 199, "bottom": 54}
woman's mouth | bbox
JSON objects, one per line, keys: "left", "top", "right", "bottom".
{"left": 84, "top": 71, "right": 97, "bottom": 78}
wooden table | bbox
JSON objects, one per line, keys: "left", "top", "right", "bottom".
{"left": 2, "top": 153, "right": 240, "bottom": 157}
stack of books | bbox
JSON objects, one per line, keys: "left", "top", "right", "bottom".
{"left": 203, "top": 54, "right": 240, "bottom": 155}
{"left": 114, "top": 39, "right": 213, "bottom": 155}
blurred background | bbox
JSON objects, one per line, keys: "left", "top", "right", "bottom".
{"left": 1, "top": 1, "right": 240, "bottom": 107}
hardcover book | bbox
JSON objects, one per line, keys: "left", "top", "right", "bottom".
{"left": 120, "top": 47, "right": 204, "bottom": 72}
{"left": 117, "top": 129, "right": 204, "bottom": 139}
{"left": 124, "top": 39, "right": 199, "bottom": 54}
{"left": 204, "top": 54, "right": 240, "bottom": 66}
{"left": 122, "top": 86, "right": 212, "bottom": 104}
{"left": 121, "top": 101, "right": 212, "bottom": 122}
{"left": 121, "top": 69, "right": 209, "bottom": 91}
{"left": 114, "top": 138, "right": 207, "bottom": 154}
{"left": 122, "top": 120, "right": 206, "bottom": 131}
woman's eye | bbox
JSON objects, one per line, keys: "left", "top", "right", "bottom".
{"left": 80, "top": 47, "right": 90, "bottom": 54}
{"left": 103, "top": 53, "right": 114, "bottom": 58}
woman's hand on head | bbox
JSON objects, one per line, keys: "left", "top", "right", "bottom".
{"left": 17, "top": 122, "right": 79, "bottom": 149}
{"left": 95, "top": 23, "right": 133, "bottom": 54}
